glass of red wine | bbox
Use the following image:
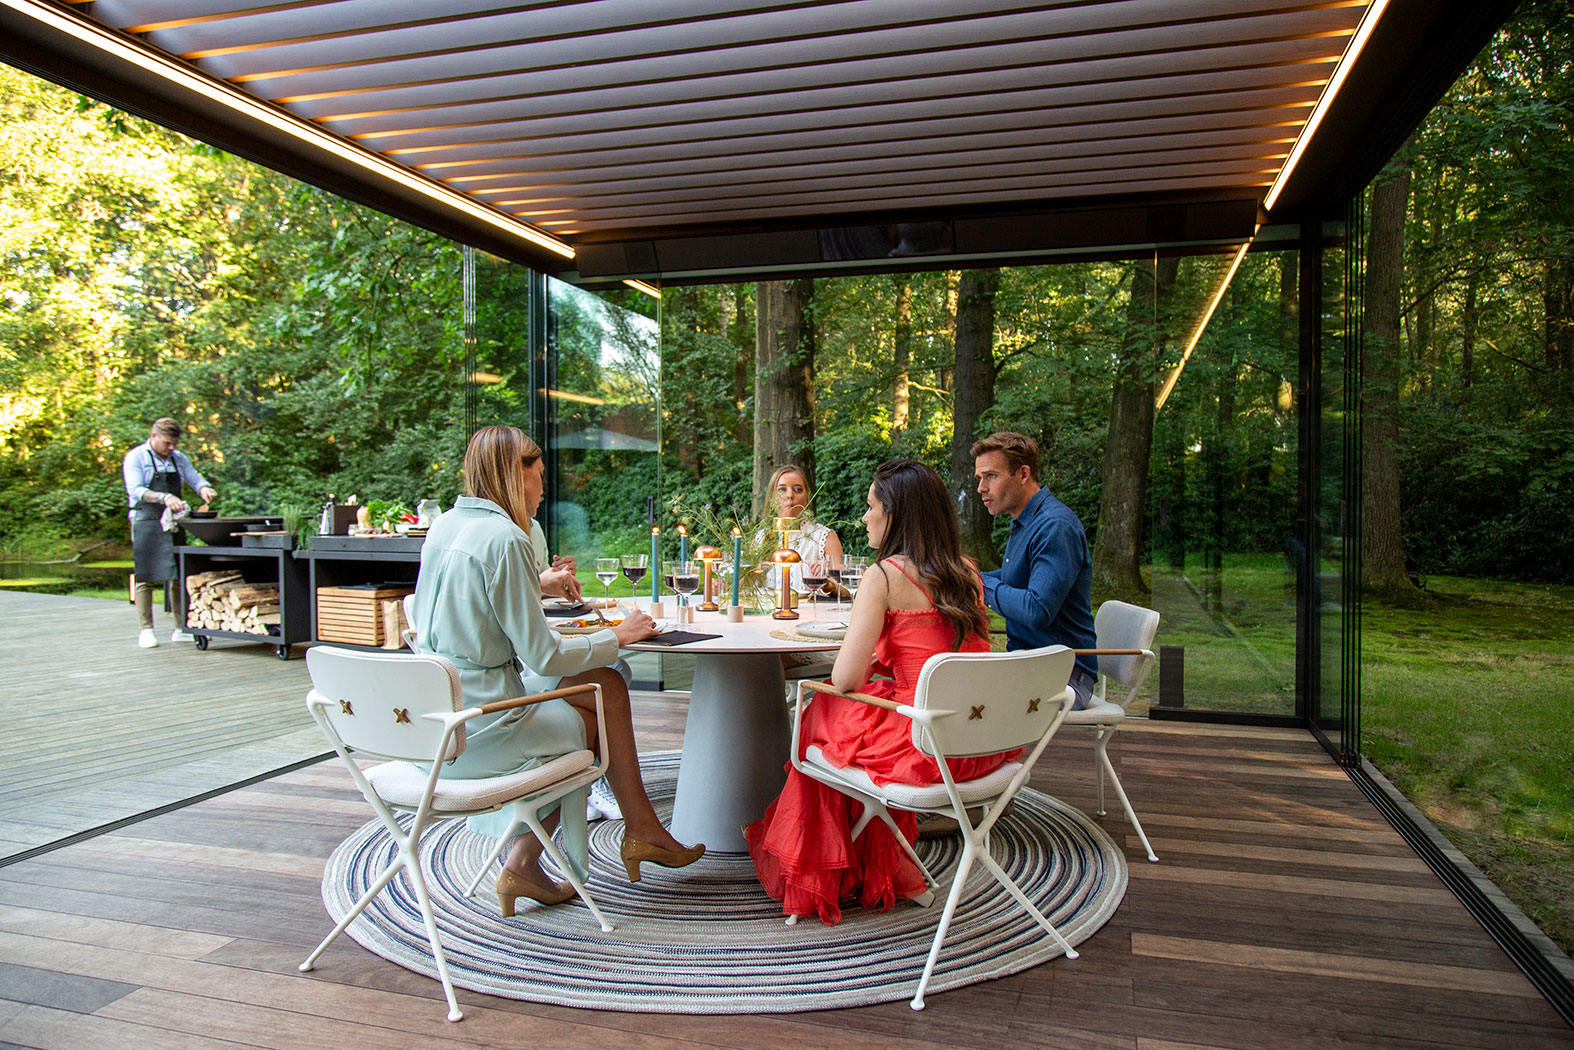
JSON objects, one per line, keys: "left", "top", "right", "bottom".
{"left": 800, "top": 557, "right": 828, "bottom": 621}
{"left": 620, "top": 554, "right": 648, "bottom": 599}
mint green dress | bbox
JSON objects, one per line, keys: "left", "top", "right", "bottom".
{"left": 412, "top": 496, "right": 621, "bottom": 862}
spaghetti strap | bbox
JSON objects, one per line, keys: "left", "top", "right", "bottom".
{"left": 882, "top": 558, "right": 936, "bottom": 607}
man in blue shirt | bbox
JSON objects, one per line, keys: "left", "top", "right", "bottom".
{"left": 972, "top": 432, "right": 1098, "bottom": 709}
{"left": 123, "top": 417, "right": 217, "bottom": 649}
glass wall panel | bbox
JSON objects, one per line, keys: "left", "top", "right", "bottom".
{"left": 1313, "top": 214, "right": 1357, "bottom": 752}
{"left": 1146, "top": 247, "right": 1301, "bottom": 716}
{"left": 544, "top": 279, "right": 662, "bottom": 572}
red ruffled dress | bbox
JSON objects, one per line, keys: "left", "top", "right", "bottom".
{"left": 745, "top": 563, "right": 1020, "bottom": 924}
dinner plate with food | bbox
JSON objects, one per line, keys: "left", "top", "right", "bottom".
{"left": 550, "top": 614, "right": 624, "bottom": 635}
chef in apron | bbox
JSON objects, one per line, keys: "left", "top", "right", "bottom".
{"left": 122, "top": 417, "right": 217, "bottom": 649}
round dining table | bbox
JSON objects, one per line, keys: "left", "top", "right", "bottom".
{"left": 619, "top": 602, "right": 843, "bottom": 852}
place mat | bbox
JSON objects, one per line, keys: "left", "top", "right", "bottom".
{"left": 641, "top": 629, "right": 721, "bottom": 647}
{"left": 320, "top": 750, "right": 1127, "bottom": 1014}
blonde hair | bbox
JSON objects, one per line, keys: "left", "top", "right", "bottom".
{"left": 462, "top": 425, "right": 542, "bottom": 531}
{"left": 767, "top": 464, "right": 812, "bottom": 516}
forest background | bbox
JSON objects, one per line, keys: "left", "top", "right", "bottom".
{"left": 1, "top": 1, "right": 1571, "bottom": 951}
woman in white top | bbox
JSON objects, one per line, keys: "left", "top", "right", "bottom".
{"left": 761, "top": 464, "right": 844, "bottom": 592}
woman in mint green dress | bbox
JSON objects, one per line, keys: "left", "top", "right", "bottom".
{"left": 412, "top": 426, "right": 703, "bottom": 915}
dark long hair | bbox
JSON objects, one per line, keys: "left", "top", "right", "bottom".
{"left": 869, "top": 459, "right": 988, "bottom": 648}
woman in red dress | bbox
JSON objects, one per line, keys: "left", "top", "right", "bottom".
{"left": 746, "top": 459, "right": 1020, "bottom": 924}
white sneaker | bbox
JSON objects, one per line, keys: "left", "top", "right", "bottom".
{"left": 171, "top": 629, "right": 193, "bottom": 642}
{"left": 138, "top": 629, "right": 158, "bottom": 648}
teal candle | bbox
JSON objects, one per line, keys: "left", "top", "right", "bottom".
{"left": 678, "top": 525, "right": 688, "bottom": 564}
{"left": 731, "top": 529, "right": 742, "bottom": 606}
{"left": 650, "top": 527, "right": 660, "bottom": 600}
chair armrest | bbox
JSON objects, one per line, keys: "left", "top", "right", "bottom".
{"left": 799, "top": 678, "right": 904, "bottom": 712}
{"left": 476, "top": 682, "right": 598, "bottom": 715}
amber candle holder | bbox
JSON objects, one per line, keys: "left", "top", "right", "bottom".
{"left": 695, "top": 545, "right": 722, "bottom": 611}
{"left": 771, "top": 547, "right": 801, "bottom": 620}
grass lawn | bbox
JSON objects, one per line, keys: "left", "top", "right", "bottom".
{"left": 1362, "top": 576, "right": 1574, "bottom": 956}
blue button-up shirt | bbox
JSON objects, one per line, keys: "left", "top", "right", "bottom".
{"left": 121, "top": 440, "right": 210, "bottom": 516}
{"left": 981, "top": 486, "right": 1098, "bottom": 681}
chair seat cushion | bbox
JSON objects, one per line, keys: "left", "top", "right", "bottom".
{"left": 1064, "top": 698, "right": 1125, "bottom": 725}
{"left": 366, "top": 750, "right": 596, "bottom": 812}
{"left": 803, "top": 746, "right": 1024, "bottom": 808}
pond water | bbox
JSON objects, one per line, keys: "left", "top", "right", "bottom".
{"left": 0, "top": 561, "right": 133, "bottom": 596}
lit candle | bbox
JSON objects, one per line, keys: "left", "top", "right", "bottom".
{"left": 677, "top": 523, "right": 687, "bottom": 564}
{"left": 649, "top": 526, "right": 660, "bottom": 600}
{"left": 731, "top": 526, "right": 742, "bottom": 606}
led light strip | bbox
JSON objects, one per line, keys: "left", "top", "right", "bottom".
{"left": 1263, "top": 0, "right": 1392, "bottom": 212}
{"left": 623, "top": 279, "right": 662, "bottom": 299}
{"left": 1154, "top": 239, "right": 1253, "bottom": 414}
{"left": 2, "top": 0, "right": 575, "bottom": 260}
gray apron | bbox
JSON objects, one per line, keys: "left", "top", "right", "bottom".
{"left": 131, "top": 451, "right": 182, "bottom": 582}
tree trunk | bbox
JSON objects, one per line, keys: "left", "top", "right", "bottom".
{"left": 1092, "top": 256, "right": 1178, "bottom": 597}
{"left": 1545, "top": 258, "right": 1574, "bottom": 376}
{"left": 1461, "top": 270, "right": 1478, "bottom": 389}
{"left": 752, "top": 278, "right": 816, "bottom": 518}
{"left": 949, "top": 269, "right": 999, "bottom": 563}
{"left": 731, "top": 285, "right": 753, "bottom": 443}
{"left": 1361, "top": 162, "right": 1415, "bottom": 597}
{"left": 890, "top": 276, "right": 912, "bottom": 442}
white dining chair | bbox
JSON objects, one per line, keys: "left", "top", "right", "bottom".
{"left": 1068, "top": 600, "right": 1162, "bottom": 862}
{"left": 791, "top": 644, "right": 1077, "bottom": 1010}
{"left": 299, "top": 645, "right": 614, "bottom": 1022}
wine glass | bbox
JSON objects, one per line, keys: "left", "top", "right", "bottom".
{"left": 620, "top": 553, "right": 648, "bottom": 599}
{"left": 800, "top": 557, "right": 828, "bottom": 622}
{"left": 594, "top": 557, "right": 619, "bottom": 606}
{"left": 670, "top": 560, "right": 701, "bottom": 607}
{"left": 827, "top": 562, "right": 845, "bottom": 610}
{"left": 841, "top": 557, "right": 864, "bottom": 607}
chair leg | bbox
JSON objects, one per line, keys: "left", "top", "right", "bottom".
{"left": 463, "top": 818, "right": 522, "bottom": 898}
{"left": 974, "top": 847, "right": 1079, "bottom": 960}
{"left": 911, "top": 840, "right": 977, "bottom": 1010}
{"left": 1093, "top": 728, "right": 1110, "bottom": 816}
{"left": 522, "top": 812, "right": 616, "bottom": 933}
{"left": 1097, "top": 746, "right": 1158, "bottom": 862}
{"left": 299, "top": 853, "right": 407, "bottom": 973}
{"left": 402, "top": 847, "right": 465, "bottom": 1022}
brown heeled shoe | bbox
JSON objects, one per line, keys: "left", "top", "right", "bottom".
{"left": 496, "top": 868, "right": 576, "bottom": 917}
{"left": 620, "top": 837, "right": 705, "bottom": 882}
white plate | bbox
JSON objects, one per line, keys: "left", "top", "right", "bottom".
{"left": 551, "top": 621, "right": 616, "bottom": 636}
{"left": 797, "top": 621, "right": 848, "bottom": 640}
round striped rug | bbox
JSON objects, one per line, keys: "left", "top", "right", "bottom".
{"left": 321, "top": 750, "right": 1126, "bottom": 1013}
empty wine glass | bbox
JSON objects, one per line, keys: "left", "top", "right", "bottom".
{"left": 841, "top": 557, "right": 864, "bottom": 607}
{"left": 620, "top": 553, "right": 648, "bottom": 598}
{"left": 800, "top": 556, "right": 828, "bottom": 621}
{"left": 594, "top": 557, "right": 619, "bottom": 606}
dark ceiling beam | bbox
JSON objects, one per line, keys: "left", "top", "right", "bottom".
{"left": 1266, "top": 0, "right": 1522, "bottom": 218}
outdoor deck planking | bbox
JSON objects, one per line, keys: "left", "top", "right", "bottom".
{"left": 3, "top": 591, "right": 1569, "bottom": 1046}
{"left": 2, "top": 722, "right": 1570, "bottom": 1046}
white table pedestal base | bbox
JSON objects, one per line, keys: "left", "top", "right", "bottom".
{"left": 669, "top": 652, "right": 790, "bottom": 853}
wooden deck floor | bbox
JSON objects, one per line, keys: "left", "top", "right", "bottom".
{"left": 2, "top": 702, "right": 1569, "bottom": 1046}
{"left": 0, "top": 592, "right": 324, "bottom": 859}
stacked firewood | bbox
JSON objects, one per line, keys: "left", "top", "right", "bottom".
{"left": 185, "top": 571, "right": 281, "bottom": 635}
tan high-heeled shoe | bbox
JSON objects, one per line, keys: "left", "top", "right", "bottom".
{"left": 620, "top": 837, "right": 705, "bottom": 882}
{"left": 496, "top": 867, "right": 576, "bottom": 917}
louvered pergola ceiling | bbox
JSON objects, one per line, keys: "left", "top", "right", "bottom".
{"left": 1, "top": 0, "right": 1516, "bottom": 285}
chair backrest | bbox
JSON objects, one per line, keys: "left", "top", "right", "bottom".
{"left": 910, "top": 645, "right": 1075, "bottom": 758}
{"left": 304, "top": 645, "right": 464, "bottom": 763}
{"left": 1093, "top": 600, "right": 1161, "bottom": 686}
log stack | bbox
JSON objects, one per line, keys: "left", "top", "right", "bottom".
{"left": 185, "top": 571, "right": 281, "bottom": 635}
